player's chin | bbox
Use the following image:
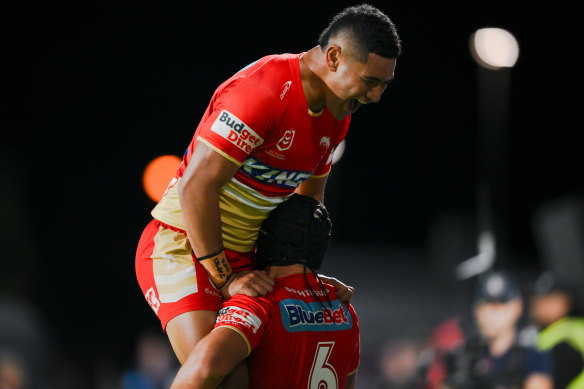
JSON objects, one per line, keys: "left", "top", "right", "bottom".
{"left": 347, "top": 98, "right": 362, "bottom": 114}
{"left": 331, "top": 100, "right": 360, "bottom": 120}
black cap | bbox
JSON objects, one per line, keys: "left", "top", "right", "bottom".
{"left": 533, "top": 271, "right": 574, "bottom": 296}
{"left": 475, "top": 270, "right": 521, "bottom": 303}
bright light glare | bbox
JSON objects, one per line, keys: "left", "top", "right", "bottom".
{"left": 456, "top": 230, "right": 496, "bottom": 280}
{"left": 143, "top": 155, "right": 182, "bottom": 202}
{"left": 471, "top": 28, "right": 519, "bottom": 70}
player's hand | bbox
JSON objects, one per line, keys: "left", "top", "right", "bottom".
{"left": 220, "top": 270, "right": 274, "bottom": 299}
{"left": 318, "top": 275, "right": 354, "bottom": 303}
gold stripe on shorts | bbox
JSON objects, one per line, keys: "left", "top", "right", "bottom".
{"left": 152, "top": 226, "right": 198, "bottom": 303}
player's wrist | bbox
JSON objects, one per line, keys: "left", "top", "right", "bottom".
{"left": 197, "top": 248, "right": 233, "bottom": 289}
{"left": 219, "top": 273, "right": 236, "bottom": 299}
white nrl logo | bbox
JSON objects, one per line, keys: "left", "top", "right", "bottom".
{"left": 277, "top": 129, "right": 295, "bottom": 151}
{"left": 319, "top": 137, "right": 330, "bottom": 149}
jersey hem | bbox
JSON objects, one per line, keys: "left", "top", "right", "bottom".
{"left": 217, "top": 325, "right": 252, "bottom": 356}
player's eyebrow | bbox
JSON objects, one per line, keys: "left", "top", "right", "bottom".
{"left": 362, "top": 76, "right": 394, "bottom": 85}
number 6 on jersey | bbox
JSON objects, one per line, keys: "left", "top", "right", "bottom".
{"left": 309, "top": 342, "right": 339, "bottom": 389}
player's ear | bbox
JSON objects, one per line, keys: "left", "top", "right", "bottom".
{"left": 325, "top": 44, "right": 341, "bottom": 72}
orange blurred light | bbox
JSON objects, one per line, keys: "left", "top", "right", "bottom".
{"left": 143, "top": 155, "right": 182, "bottom": 202}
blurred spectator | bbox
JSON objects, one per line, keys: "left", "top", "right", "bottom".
{"left": 375, "top": 337, "right": 429, "bottom": 388}
{"left": 420, "top": 318, "right": 466, "bottom": 389}
{"left": 0, "top": 352, "right": 25, "bottom": 389}
{"left": 425, "top": 270, "right": 553, "bottom": 389}
{"left": 0, "top": 294, "right": 57, "bottom": 389}
{"left": 121, "top": 330, "right": 178, "bottom": 389}
{"left": 530, "top": 271, "right": 584, "bottom": 389}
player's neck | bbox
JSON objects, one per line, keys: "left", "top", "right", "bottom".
{"left": 265, "top": 264, "right": 314, "bottom": 279}
{"left": 299, "top": 47, "right": 327, "bottom": 114}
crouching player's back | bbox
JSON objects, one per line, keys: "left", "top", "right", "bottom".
{"left": 171, "top": 194, "right": 360, "bottom": 389}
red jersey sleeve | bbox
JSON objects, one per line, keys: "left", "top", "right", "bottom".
{"left": 197, "top": 59, "right": 285, "bottom": 165}
{"left": 215, "top": 295, "right": 271, "bottom": 355}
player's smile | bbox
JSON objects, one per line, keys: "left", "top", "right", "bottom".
{"left": 329, "top": 52, "right": 396, "bottom": 120}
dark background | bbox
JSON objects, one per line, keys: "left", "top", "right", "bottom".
{"left": 1, "top": 1, "right": 574, "bottom": 387}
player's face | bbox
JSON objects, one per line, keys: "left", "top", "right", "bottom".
{"left": 327, "top": 52, "right": 396, "bottom": 120}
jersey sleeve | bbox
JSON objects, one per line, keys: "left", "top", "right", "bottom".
{"left": 197, "top": 72, "right": 283, "bottom": 166}
{"left": 215, "top": 295, "right": 271, "bottom": 356}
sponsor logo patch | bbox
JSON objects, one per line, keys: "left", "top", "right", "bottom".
{"left": 205, "top": 287, "right": 222, "bottom": 298}
{"left": 241, "top": 157, "right": 312, "bottom": 188}
{"left": 265, "top": 149, "right": 286, "bottom": 160}
{"left": 145, "top": 287, "right": 161, "bottom": 314}
{"left": 211, "top": 110, "right": 264, "bottom": 154}
{"left": 276, "top": 129, "right": 295, "bottom": 151}
{"left": 280, "top": 298, "right": 352, "bottom": 332}
{"left": 319, "top": 137, "right": 331, "bottom": 149}
{"left": 217, "top": 306, "right": 262, "bottom": 333}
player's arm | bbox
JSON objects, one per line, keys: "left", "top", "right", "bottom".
{"left": 179, "top": 141, "right": 273, "bottom": 296}
{"left": 295, "top": 174, "right": 328, "bottom": 202}
{"left": 170, "top": 327, "right": 248, "bottom": 389}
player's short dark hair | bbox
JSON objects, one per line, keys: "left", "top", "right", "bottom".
{"left": 318, "top": 3, "right": 402, "bottom": 61}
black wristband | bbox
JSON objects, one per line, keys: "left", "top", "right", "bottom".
{"left": 197, "top": 248, "right": 225, "bottom": 261}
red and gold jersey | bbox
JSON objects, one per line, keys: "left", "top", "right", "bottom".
{"left": 215, "top": 274, "right": 360, "bottom": 389}
{"left": 151, "top": 53, "right": 350, "bottom": 253}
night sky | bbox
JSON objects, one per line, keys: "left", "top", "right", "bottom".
{"left": 1, "top": 1, "right": 570, "bottom": 385}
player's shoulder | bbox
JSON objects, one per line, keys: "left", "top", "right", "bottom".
{"left": 221, "top": 292, "right": 275, "bottom": 316}
{"left": 229, "top": 53, "right": 299, "bottom": 91}
{"left": 211, "top": 53, "right": 300, "bottom": 117}
{"left": 239, "top": 53, "right": 298, "bottom": 74}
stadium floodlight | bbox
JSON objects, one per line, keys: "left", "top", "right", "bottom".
{"left": 470, "top": 28, "right": 519, "bottom": 70}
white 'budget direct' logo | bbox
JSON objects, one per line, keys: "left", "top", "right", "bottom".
{"left": 217, "top": 306, "right": 262, "bottom": 333}
{"left": 211, "top": 110, "right": 264, "bottom": 153}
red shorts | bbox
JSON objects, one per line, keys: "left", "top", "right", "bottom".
{"left": 135, "top": 218, "right": 253, "bottom": 331}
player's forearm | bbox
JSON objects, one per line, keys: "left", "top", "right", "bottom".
{"left": 177, "top": 141, "right": 241, "bottom": 288}
{"left": 178, "top": 182, "right": 223, "bottom": 257}
{"left": 171, "top": 374, "right": 223, "bottom": 389}
{"left": 171, "top": 359, "right": 225, "bottom": 389}
{"left": 171, "top": 328, "right": 247, "bottom": 389}
{"left": 170, "top": 335, "right": 226, "bottom": 389}
{"left": 179, "top": 182, "right": 233, "bottom": 288}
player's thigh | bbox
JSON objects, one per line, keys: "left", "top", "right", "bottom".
{"left": 166, "top": 310, "right": 218, "bottom": 364}
{"left": 135, "top": 220, "right": 223, "bottom": 359}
